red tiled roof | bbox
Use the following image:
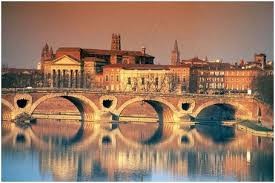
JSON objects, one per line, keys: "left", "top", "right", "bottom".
{"left": 182, "top": 57, "right": 207, "bottom": 63}
{"left": 57, "top": 47, "right": 81, "bottom": 52}
{"left": 169, "top": 64, "right": 191, "bottom": 68}
{"left": 84, "top": 48, "right": 154, "bottom": 58}
{"left": 104, "top": 64, "right": 169, "bottom": 70}
{"left": 82, "top": 57, "right": 106, "bottom": 62}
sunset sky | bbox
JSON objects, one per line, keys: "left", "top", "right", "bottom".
{"left": 2, "top": 2, "right": 273, "bottom": 68}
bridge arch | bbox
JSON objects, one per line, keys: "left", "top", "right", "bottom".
{"left": 193, "top": 100, "right": 252, "bottom": 121}
{"left": 29, "top": 94, "right": 100, "bottom": 121}
{"left": 2, "top": 99, "right": 15, "bottom": 120}
{"left": 115, "top": 97, "right": 178, "bottom": 123}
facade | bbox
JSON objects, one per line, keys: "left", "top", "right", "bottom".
{"left": 39, "top": 34, "right": 155, "bottom": 88}
{"left": 224, "top": 68, "right": 263, "bottom": 92}
{"left": 195, "top": 67, "right": 265, "bottom": 94}
{"left": 197, "top": 69, "right": 225, "bottom": 94}
{"left": 99, "top": 64, "right": 191, "bottom": 93}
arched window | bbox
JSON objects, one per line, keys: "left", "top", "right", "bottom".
{"left": 155, "top": 77, "right": 159, "bottom": 85}
{"left": 141, "top": 78, "right": 145, "bottom": 85}
{"left": 127, "top": 77, "right": 131, "bottom": 85}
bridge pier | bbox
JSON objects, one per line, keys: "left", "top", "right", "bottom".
{"left": 2, "top": 89, "right": 273, "bottom": 128}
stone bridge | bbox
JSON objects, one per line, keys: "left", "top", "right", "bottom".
{"left": 2, "top": 88, "right": 273, "bottom": 125}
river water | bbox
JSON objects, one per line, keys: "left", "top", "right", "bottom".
{"left": 1, "top": 119, "right": 273, "bottom": 181}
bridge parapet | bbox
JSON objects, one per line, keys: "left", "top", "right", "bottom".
{"left": 1, "top": 89, "right": 272, "bottom": 125}
{"left": 2, "top": 88, "right": 256, "bottom": 99}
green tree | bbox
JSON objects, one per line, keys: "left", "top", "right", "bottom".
{"left": 253, "top": 74, "right": 274, "bottom": 107}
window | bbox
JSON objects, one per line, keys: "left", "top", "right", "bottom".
{"left": 127, "top": 77, "right": 131, "bottom": 85}
{"left": 155, "top": 77, "right": 159, "bottom": 85}
{"left": 141, "top": 77, "right": 145, "bottom": 85}
{"left": 105, "top": 75, "right": 108, "bottom": 82}
{"left": 183, "top": 77, "right": 185, "bottom": 82}
{"left": 111, "top": 75, "right": 113, "bottom": 81}
{"left": 116, "top": 75, "right": 119, "bottom": 81}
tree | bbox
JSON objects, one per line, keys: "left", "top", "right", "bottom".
{"left": 253, "top": 74, "right": 273, "bottom": 107}
{"left": 2, "top": 73, "right": 18, "bottom": 88}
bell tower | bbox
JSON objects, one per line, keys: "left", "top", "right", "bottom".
{"left": 171, "top": 40, "right": 180, "bottom": 65}
{"left": 111, "top": 33, "right": 121, "bottom": 51}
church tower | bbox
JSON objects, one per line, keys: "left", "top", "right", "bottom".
{"left": 41, "top": 43, "right": 54, "bottom": 61}
{"left": 111, "top": 33, "right": 121, "bottom": 51}
{"left": 171, "top": 40, "right": 180, "bottom": 65}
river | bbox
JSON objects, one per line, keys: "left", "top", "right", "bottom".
{"left": 1, "top": 119, "right": 273, "bottom": 181}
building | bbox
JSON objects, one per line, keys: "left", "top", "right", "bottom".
{"left": 191, "top": 62, "right": 231, "bottom": 94}
{"left": 98, "top": 64, "right": 191, "bottom": 93}
{"left": 224, "top": 68, "right": 264, "bottom": 92}
{"left": 34, "top": 36, "right": 273, "bottom": 95}
{"left": 39, "top": 34, "right": 155, "bottom": 88}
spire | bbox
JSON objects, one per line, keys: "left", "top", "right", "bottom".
{"left": 41, "top": 43, "right": 54, "bottom": 61}
{"left": 171, "top": 40, "right": 180, "bottom": 65}
{"left": 45, "top": 43, "right": 49, "bottom": 52}
{"left": 49, "top": 46, "right": 54, "bottom": 59}
{"left": 173, "top": 40, "right": 179, "bottom": 52}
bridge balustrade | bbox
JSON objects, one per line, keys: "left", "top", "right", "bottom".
{"left": 1, "top": 88, "right": 255, "bottom": 99}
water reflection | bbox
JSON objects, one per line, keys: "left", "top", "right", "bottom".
{"left": 196, "top": 124, "right": 235, "bottom": 143}
{"left": 2, "top": 119, "right": 273, "bottom": 181}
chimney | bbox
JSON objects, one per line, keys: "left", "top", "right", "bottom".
{"left": 141, "top": 46, "right": 146, "bottom": 55}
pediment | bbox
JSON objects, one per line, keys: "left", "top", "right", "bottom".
{"left": 52, "top": 55, "right": 80, "bottom": 65}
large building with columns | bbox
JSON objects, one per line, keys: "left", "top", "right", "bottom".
{"left": 39, "top": 34, "right": 155, "bottom": 88}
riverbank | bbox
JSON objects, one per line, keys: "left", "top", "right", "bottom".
{"left": 236, "top": 120, "right": 273, "bottom": 138}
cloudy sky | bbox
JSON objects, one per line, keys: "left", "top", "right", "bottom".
{"left": 2, "top": 2, "right": 273, "bottom": 68}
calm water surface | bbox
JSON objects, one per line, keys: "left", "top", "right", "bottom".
{"left": 2, "top": 119, "right": 273, "bottom": 181}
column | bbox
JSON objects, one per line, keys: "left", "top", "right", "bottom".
{"left": 70, "top": 70, "right": 74, "bottom": 88}
{"left": 68, "top": 70, "right": 71, "bottom": 88}
{"left": 82, "top": 72, "right": 86, "bottom": 89}
{"left": 55, "top": 70, "right": 58, "bottom": 88}
{"left": 51, "top": 70, "right": 54, "bottom": 87}
{"left": 80, "top": 70, "right": 84, "bottom": 88}
{"left": 57, "top": 70, "right": 61, "bottom": 88}
{"left": 63, "top": 69, "right": 67, "bottom": 88}
{"left": 75, "top": 70, "right": 79, "bottom": 88}
{"left": 52, "top": 70, "right": 56, "bottom": 87}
